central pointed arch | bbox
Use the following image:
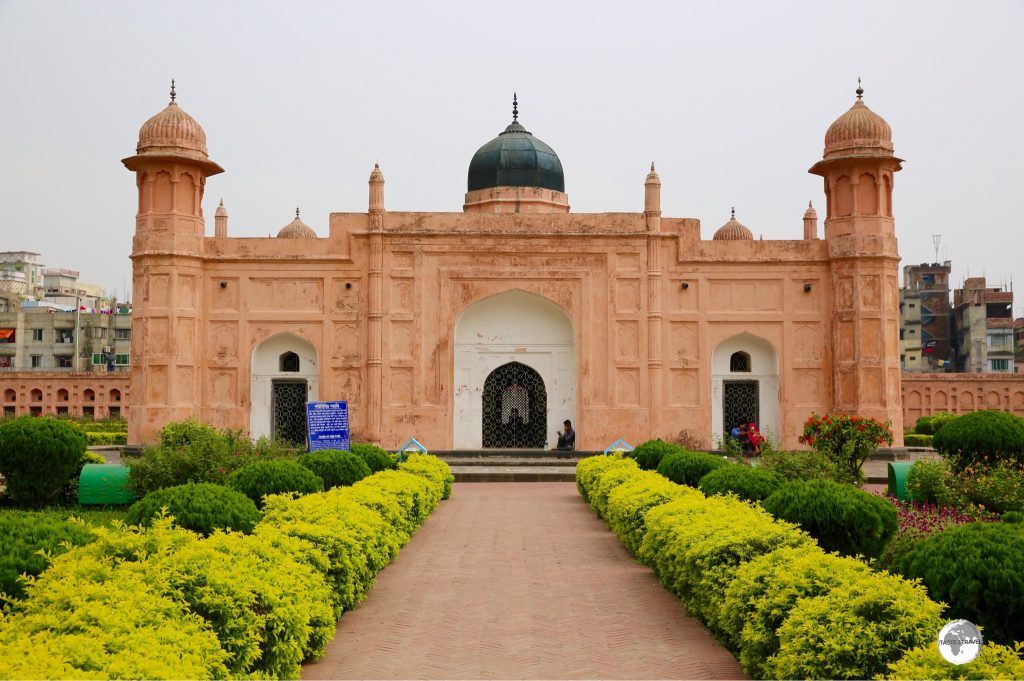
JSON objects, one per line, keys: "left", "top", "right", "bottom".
{"left": 453, "top": 289, "right": 575, "bottom": 449}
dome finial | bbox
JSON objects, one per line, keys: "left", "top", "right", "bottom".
{"left": 170, "top": 78, "right": 176, "bottom": 103}
{"left": 856, "top": 77, "right": 863, "bottom": 100}
{"left": 219, "top": 198, "right": 224, "bottom": 207}
{"left": 512, "top": 92, "right": 519, "bottom": 122}
{"left": 731, "top": 206, "right": 736, "bottom": 219}
{"left": 295, "top": 206, "right": 300, "bottom": 219}
{"left": 650, "top": 162, "right": 656, "bottom": 172}
{"left": 808, "top": 199, "right": 813, "bottom": 208}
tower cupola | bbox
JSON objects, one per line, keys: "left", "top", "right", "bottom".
{"left": 713, "top": 208, "right": 754, "bottom": 241}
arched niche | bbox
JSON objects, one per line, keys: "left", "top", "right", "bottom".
{"left": 250, "top": 333, "right": 319, "bottom": 443}
{"left": 711, "top": 333, "right": 780, "bottom": 444}
{"left": 453, "top": 290, "right": 575, "bottom": 449}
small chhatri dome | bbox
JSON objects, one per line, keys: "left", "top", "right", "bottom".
{"left": 467, "top": 93, "right": 565, "bottom": 193}
{"left": 137, "top": 79, "right": 210, "bottom": 157}
{"left": 276, "top": 207, "right": 317, "bottom": 239}
{"left": 713, "top": 207, "right": 754, "bottom": 241}
{"left": 823, "top": 80, "right": 893, "bottom": 159}
{"left": 215, "top": 198, "right": 228, "bottom": 218}
{"left": 803, "top": 200, "right": 817, "bottom": 219}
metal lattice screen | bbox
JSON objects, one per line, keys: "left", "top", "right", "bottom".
{"left": 272, "top": 380, "right": 308, "bottom": 445}
{"left": 481, "top": 362, "right": 547, "bottom": 448}
{"left": 723, "top": 380, "right": 759, "bottom": 434}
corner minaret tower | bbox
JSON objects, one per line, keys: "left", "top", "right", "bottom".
{"left": 810, "top": 81, "right": 904, "bottom": 440}
{"left": 802, "top": 201, "right": 818, "bottom": 240}
{"left": 122, "top": 81, "right": 223, "bottom": 444}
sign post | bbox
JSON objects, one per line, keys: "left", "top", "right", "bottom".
{"left": 306, "top": 400, "right": 350, "bottom": 452}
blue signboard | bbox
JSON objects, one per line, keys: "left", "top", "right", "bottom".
{"left": 306, "top": 400, "right": 350, "bottom": 452}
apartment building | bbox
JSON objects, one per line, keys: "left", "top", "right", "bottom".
{"left": 900, "top": 262, "right": 953, "bottom": 372}
{"left": 952, "top": 277, "right": 1014, "bottom": 373}
{"left": 0, "top": 303, "right": 132, "bottom": 372}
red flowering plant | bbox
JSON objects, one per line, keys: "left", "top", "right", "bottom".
{"left": 798, "top": 413, "right": 893, "bottom": 484}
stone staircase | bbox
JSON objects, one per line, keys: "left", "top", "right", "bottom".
{"left": 434, "top": 449, "right": 598, "bottom": 482}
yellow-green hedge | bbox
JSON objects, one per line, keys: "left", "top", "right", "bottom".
{"left": 0, "top": 454, "right": 452, "bottom": 680}
{"left": 84, "top": 431, "right": 127, "bottom": 446}
{"left": 575, "top": 454, "right": 956, "bottom": 681}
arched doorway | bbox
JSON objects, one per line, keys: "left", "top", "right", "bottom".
{"left": 482, "top": 362, "right": 547, "bottom": 448}
{"left": 250, "top": 333, "right": 319, "bottom": 444}
{"left": 453, "top": 290, "right": 575, "bottom": 449}
{"left": 711, "top": 333, "right": 780, "bottom": 444}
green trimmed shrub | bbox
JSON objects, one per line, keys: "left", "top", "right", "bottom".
{"left": 398, "top": 453, "right": 454, "bottom": 500}
{"left": 762, "top": 479, "right": 898, "bottom": 558}
{"left": 0, "top": 416, "right": 87, "bottom": 507}
{"left": 906, "top": 458, "right": 961, "bottom": 506}
{"left": 125, "top": 482, "right": 261, "bottom": 535}
{"left": 932, "top": 409, "right": 1024, "bottom": 472}
{"left": 85, "top": 431, "right": 128, "bottom": 446}
{"left": 298, "top": 450, "right": 371, "bottom": 489}
{"left": 605, "top": 471, "right": 696, "bottom": 555}
{"left": 902, "top": 433, "right": 933, "bottom": 447}
{"left": 914, "top": 411, "right": 956, "bottom": 435}
{"left": 1002, "top": 511, "right": 1024, "bottom": 523}
{"left": 766, "top": 570, "right": 944, "bottom": 680}
{"left": 883, "top": 641, "right": 1024, "bottom": 680}
{"left": 631, "top": 438, "right": 683, "bottom": 471}
{"left": 576, "top": 454, "right": 635, "bottom": 504}
{"left": 957, "top": 461, "right": 1024, "bottom": 514}
{"left": 588, "top": 457, "right": 642, "bottom": 518}
{"left": 350, "top": 442, "right": 394, "bottom": 473}
{"left": 697, "top": 464, "right": 785, "bottom": 502}
{"left": 637, "top": 494, "right": 813, "bottom": 635}
{"left": 0, "top": 511, "right": 97, "bottom": 600}
{"left": 158, "top": 416, "right": 223, "bottom": 448}
{"left": 718, "top": 545, "right": 873, "bottom": 677}
{"left": 757, "top": 448, "right": 840, "bottom": 481}
{"left": 227, "top": 460, "right": 324, "bottom": 507}
{"left": 899, "top": 521, "right": 1024, "bottom": 645}
{"left": 656, "top": 450, "right": 728, "bottom": 487}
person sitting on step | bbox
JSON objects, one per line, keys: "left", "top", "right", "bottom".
{"left": 554, "top": 419, "right": 575, "bottom": 457}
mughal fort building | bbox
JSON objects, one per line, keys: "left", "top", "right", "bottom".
{"left": 122, "top": 83, "right": 907, "bottom": 449}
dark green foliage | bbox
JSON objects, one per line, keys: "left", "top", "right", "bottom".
{"left": 906, "top": 458, "right": 960, "bottom": 506}
{"left": 914, "top": 412, "right": 956, "bottom": 435}
{"left": 349, "top": 442, "right": 394, "bottom": 473}
{"left": 0, "top": 511, "right": 96, "bottom": 599}
{"left": 932, "top": 410, "right": 1024, "bottom": 472}
{"left": 298, "top": 450, "right": 371, "bottom": 489}
{"left": 126, "top": 418, "right": 298, "bottom": 495}
{"left": 631, "top": 439, "right": 684, "bottom": 471}
{"left": 226, "top": 460, "right": 323, "bottom": 507}
{"left": 0, "top": 417, "right": 87, "bottom": 507}
{"left": 900, "top": 522, "right": 1024, "bottom": 645}
{"left": 902, "top": 433, "right": 933, "bottom": 447}
{"left": 758, "top": 448, "right": 841, "bottom": 482}
{"left": 697, "top": 464, "right": 786, "bottom": 502}
{"left": 125, "top": 483, "right": 261, "bottom": 535}
{"left": 656, "top": 450, "right": 729, "bottom": 487}
{"left": 762, "top": 479, "right": 898, "bottom": 558}
{"left": 1002, "top": 511, "right": 1024, "bottom": 523}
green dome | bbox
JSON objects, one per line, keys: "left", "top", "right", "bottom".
{"left": 467, "top": 101, "right": 564, "bottom": 193}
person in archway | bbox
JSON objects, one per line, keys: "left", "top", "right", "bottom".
{"left": 554, "top": 419, "right": 575, "bottom": 457}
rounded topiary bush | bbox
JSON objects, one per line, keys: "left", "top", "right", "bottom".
{"left": 762, "top": 479, "right": 898, "bottom": 558}
{"left": 226, "top": 460, "right": 323, "bottom": 507}
{"left": 350, "top": 442, "right": 393, "bottom": 473}
{"left": 631, "top": 439, "right": 683, "bottom": 471}
{"left": 0, "top": 416, "right": 87, "bottom": 507}
{"left": 914, "top": 412, "right": 957, "bottom": 436}
{"left": 899, "top": 521, "right": 1024, "bottom": 645}
{"left": 125, "top": 482, "right": 262, "bottom": 535}
{"left": 0, "top": 511, "right": 97, "bottom": 600}
{"left": 298, "top": 450, "right": 371, "bottom": 489}
{"left": 932, "top": 410, "right": 1024, "bottom": 472}
{"left": 697, "top": 464, "right": 786, "bottom": 502}
{"left": 656, "top": 450, "right": 729, "bottom": 487}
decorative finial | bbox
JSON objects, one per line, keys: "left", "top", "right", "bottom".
{"left": 295, "top": 207, "right": 300, "bottom": 219}
{"left": 731, "top": 206, "right": 736, "bottom": 219}
{"left": 856, "top": 77, "right": 863, "bottom": 100}
{"left": 650, "top": 162, "right": 656, "bottom": 172}
{"left": 170, "top": 79, "right": 176, "bottom": 103}
{"left": 808, "top": 200, "right": 813, "bottom": 208}
{"left": 512, "top": 92, "right": 518, "bottom": 122}
{"left": 219, "top": 198, "right": 224, "bottom": 207}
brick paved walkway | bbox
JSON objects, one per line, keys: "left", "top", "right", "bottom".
{"left": 303, "top": 483, "right": 746, "bottom": 680}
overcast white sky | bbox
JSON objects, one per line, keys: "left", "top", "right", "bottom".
{"left": 1, "top": 1, "right": 1022, "bottom": 315}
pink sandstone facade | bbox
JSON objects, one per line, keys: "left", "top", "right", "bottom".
{"left": 123, "top": 83, "right": 905, "bottom": 450}
{"left": 1, "top": 372, "right": 128, "bottom": 419}
{"left": 902, "top": 373, "right": 1024, "bottom": 425}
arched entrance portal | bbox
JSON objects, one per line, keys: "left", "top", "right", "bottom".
{"left": 482, "top": 362, "right": 547, "bottom": 448}
{"left": 453, "top": 290, "right": 575, "bottom": 449}
{"left": 711, "top": 333, "right": 780, "bottom": 444}
{"left": 250, "top": 333, "right": 319, "bottom": 444}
